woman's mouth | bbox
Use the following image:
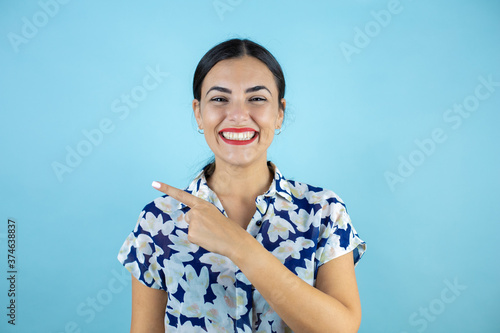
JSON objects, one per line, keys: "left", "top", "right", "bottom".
{"left": 219, "top": 128, "right": 258, "bottom": 145}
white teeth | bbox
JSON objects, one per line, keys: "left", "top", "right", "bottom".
{"left": 222, "top": 131, "right": 255, "bottom": 141}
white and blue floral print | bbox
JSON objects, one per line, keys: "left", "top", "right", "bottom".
{"left": 118, "top": 164, "right": 366, "bottom": 332}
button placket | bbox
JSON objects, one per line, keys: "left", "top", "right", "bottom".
{"left": 254, "top": 196, "right": 267, "bottom": 229}
{"left": 255, "top": 196, "right": 274, "bottom": 229}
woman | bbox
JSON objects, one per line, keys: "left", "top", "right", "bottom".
{"left": 118, "top": 38, "right": 366, "bottom": 333}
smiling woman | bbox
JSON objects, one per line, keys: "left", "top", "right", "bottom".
{"left": 117, "top": 38, "right": 366, "bottom": 333}
{"left": 194, "top": 54, "right": 284, "bottom": 185}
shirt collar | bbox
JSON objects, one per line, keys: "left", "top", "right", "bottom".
{"left": 262, "top": 162, "right": 293, "bottom": 203}
{"left": 179, "top": 162, "right": 294, "bottom": 210}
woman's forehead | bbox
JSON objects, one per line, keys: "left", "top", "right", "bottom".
{"left": 201, "top": 56, "right": 276, "bottom": 93}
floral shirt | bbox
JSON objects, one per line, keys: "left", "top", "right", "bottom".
{"left": 117, "top": 164, "right": 366, "bottom": 332}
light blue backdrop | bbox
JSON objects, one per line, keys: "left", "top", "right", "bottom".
{"left": 1, "top": 0, "right": 499, "bottom": 332}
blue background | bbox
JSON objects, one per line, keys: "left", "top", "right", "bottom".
{"left": 1, "top": 0, "right": 499, "bottom": 332}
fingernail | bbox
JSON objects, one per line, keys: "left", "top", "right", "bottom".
{"left": 152, "top": 181, "right": 161, "bottom": 189}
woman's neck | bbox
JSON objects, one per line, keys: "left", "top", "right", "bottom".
{"left": 206, "top": 160, "right": 274, "bottom": 202}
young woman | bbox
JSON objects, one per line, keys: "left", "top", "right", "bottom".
{"left": 118, "top": 38, "right": 366, "bottom": 333}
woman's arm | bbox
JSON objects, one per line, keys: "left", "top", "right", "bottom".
{"left": 130, "top": 275, "right": 168, "bottom": 333}
{"left": 232, "top": 235, "right": 361, "bottom": 333}
{"left": 152, "top": 181, "right": 362, "bottom": 333}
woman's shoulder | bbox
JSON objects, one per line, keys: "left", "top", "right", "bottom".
{"left": 140, "top": 194, "right": 186, "bottom": 215}
{"left": 282, "top": 177, "right": 346, "bottom": 207}
{"left": 141, "top": 174, "right": 206, "bottom": 216}
{"left": 273, "top": 164, "right": 345, "bottom": 205}
{"left": 131, "top": 194, "right": 189, "bottom": 238}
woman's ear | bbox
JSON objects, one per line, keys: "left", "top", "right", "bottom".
{"left": 277, "top": 98, "right": 286, "bottom": 128}
{"left": 193, "top": 99, "right": 203, "bottom": 129}
{"left": 280, "top": 98, "right": 286, "bottom": 111}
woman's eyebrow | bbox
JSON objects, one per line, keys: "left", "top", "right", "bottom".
{"left": 245, "top": 85, "right": 272, "bottom": 95}
{"left": 206, "top": 86, "right": 231, "bottom": 96}
{"left": 205, "top": 85, "right": 272, "bottom": 96}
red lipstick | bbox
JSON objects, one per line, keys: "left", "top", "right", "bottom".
{"left": 219, "top": 127, "right": 256, "bottom": 133}
{"left": 219, "top": 128, "right": 258, "bottom": 145}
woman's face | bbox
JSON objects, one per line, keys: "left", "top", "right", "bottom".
{"left": 193, "top": 56, "right": 285, "bottom": 169}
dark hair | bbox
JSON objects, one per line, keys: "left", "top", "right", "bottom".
{"left": 193, "top": 38, "right": 286, "bottom": 110}
{"left": 193, "top": 38, "right": 286, "bottom": 178}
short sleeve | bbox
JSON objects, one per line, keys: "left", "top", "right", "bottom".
{"left": 316, "top": 197, "right": 366, "bottom": 268}
{"left": 117, "top": 205, "right": 167, "bottom": 290}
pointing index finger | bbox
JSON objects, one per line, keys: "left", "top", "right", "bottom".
{"left": 152, "top": 181, "right": 200, "bottom": 208}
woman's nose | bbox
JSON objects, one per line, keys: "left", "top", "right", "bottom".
{"left": 227, "top": 100, "right": 250, "bottom": 122}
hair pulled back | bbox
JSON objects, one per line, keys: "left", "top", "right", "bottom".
{"left": 193, "top": 38, "right": 286, "bottom": 177}
{"left": 193, "top": 38, "right": 285, "bottom": 110}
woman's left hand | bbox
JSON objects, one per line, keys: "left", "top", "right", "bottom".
{"left": 151, "top": 181, "right": 248, "bottom": 258}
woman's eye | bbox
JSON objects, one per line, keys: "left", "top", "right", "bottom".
{"left": 211, "top": 97, "right": 227, "bottom": 102}
{"left": 250, "top": 97, "right": 266, "bottom": 102}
